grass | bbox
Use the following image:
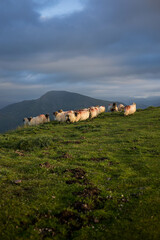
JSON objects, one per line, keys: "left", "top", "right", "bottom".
{"left": 0, "top": 107, "right": 160, "bottom": 239}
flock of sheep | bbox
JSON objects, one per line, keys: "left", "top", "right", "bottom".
{"left": 23, "top": 102, "right": 136, "bottom": 127}
{"left": 108, "top": 102, "right": 136, "bottom": 116}
{"left": 53, "top": 105, "right": 106, "bottom": 123}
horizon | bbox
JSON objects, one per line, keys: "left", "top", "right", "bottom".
{"left": 0, "top": 0, "right": 160, "bottom": 106}
{"left": 0, "top": 90, "right": 160, "bottom": 110}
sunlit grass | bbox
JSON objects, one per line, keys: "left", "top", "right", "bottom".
{"left": 0, "top": 107, "right": 160, "bottom": 239}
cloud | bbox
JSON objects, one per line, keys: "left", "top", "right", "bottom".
{"left": 0, "top": 0, "right": 160, "bottom": 106}
{"left": 38, "top": 0, "right": 84, "bottom": 19}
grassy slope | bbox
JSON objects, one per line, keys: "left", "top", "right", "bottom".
{"left": 0, "top": 107, "right": 160, "bottom": 240}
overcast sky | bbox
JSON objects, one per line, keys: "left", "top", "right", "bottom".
{"left": 0, "top": 0, "right": 160, "bottom": 107}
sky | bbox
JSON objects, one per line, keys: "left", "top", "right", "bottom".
{"left": 0, "top": 0, "right": 160, "bottom": 108}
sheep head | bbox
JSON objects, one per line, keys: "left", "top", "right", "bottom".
{"left": 28, "top": 117, "right": 32, "bottom": 122}
{"left": 53, "top": 111, "right": 58, "bottom": 116}
{"left": 45, "top": 113, "right": 49, "bottom": 119}
{"left": 58, "top": 109, "right": 63, "bottom": 113}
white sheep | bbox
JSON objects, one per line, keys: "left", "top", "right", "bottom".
{"left": 89, "top": 107, "right": 98, "bottom": 118}
{"left": 27, "top": 114, "right": 49, "bottom": 126}
{"left": 65, "top": 111, "right": 79, "bottom": 123}
{"left": 53, "top": 111, "right": 66, "bottom": 122}
{"left": 118, "top": 104, "right": 125, "bottom": 112}
{"left": 98, "top": 106, "right": 106, "bottom": 114}
{"left": 44, "top": 114, "right": 50, "bottom": 123}
{"left": 23, "top": 118, "right": 29, "bottom": 126}
{"left": 53, "top": 105, "right": 104, "bottom": 124}
{"left": 124, "top": 103, "right": 136, "bottom": 116}
{"left": 75, "top": 109, "right": 90, "bottom": 121}
{"left": 108, "top": 104, "right": 113, "bottom": 112}
{"left": 108, "top": 103, "right": 118, "bottom": 112}
{"left": 53, "top": 110, "right": 73, "bottom": 122}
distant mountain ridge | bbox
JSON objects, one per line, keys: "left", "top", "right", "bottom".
{"left": 0, "top": 91, "right": 116, "bottom": 133}
{"left": 104, "top": 96, "right": 160, "bottom": 109}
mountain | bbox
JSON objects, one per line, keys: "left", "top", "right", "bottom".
{"left": 107, "top": 96, "right": 160, "bottom": 109}
{"left": 0, "top": 91, "right": 116, "bottom": 133}
{"left": 0, "top": 100, "right": 14, "bottom": 109}
{"left": 134, "top": 96, "right": 160, "bottom": 108}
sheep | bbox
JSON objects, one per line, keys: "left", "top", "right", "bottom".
{"left": 95, "top": 106, "right": 100, "bottom": 115}
{"left": 27, "top": 114, "right": 50, "bottom": 126}
{"left": 108, "top": 104, "right": 113, "bottom": 112}
{"left": 75, "top": 109, "right": 90, "bottom": 121}
{"left": 38, "top": 114, "right": 50, "bottom": 123}
{"left": 44, "top": 114, "right": 50, "bottom": 123}
{"left": 53, "top": 111, "right": 66, "bottom": 122}
{"left": 53, "top": 110, "right": 74, "bottom": 122}
{"left": 28, "top": 115, "right": 40, "bottom": 126}
{"left": 53, "top": 105, "right": 104, "bottom": 124}
{"left": 89, "top": 107, "right": 99, "bottom": 119}
{"left": 23, "top": 118, "right": 29, "bottom": 126}
{"left": 124, "top": 103, "right": 136, "bottom": 116}
{"left": 28, "top": 117, "right": 37, "bottom": 126}
{"left": 118, "top": 104, "right": 125, "bottom": 112}
{"left": 108, "top": 103, "right": 118, "bottom": 112}
{"left": 111, "top": 103, "right": 118, "bottom": 112}
{"left": 65, "top": 111, "right": 79, "bottom": 123}
{"left": 98, "top": 106, "right": 106, "bottom": 114}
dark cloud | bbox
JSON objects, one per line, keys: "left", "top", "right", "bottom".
{"left": 0, "top": 0, "right": 160, "bottom": 106}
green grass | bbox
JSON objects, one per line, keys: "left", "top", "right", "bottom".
{"left": 0, "top": 107, "right": 160, "bottom": 240}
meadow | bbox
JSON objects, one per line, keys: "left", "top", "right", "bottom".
{"left": 0, "top": 107, "right": 160, "bottom": 240}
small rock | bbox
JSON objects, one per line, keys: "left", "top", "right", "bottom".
{"left": 80, "top": 136, "right": 85, "bottom": 139}
{"left": 107, "top": 177, "right": 112, "bottom": 181}
{"left": 15, "top": 150, "right": 24, "bottom": 156}
{"left": 14, "top": 180, "right": 22, "bottom": 184}
{"left": 94, "top": 218, "right": 99, "bottom": 223}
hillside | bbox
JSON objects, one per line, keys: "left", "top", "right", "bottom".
{"left": 0, "top": 91, "right": 114, "bottom": 133}
{"left": 0, "top": 107, "right": 160, "bottom": 239}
